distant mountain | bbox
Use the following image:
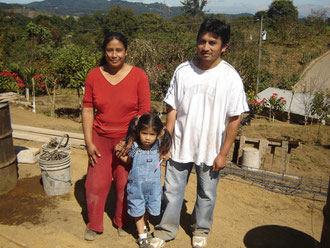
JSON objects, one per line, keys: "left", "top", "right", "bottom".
{"left": 0, "top": 0, "right": 256, "bottom": 19}
{"left": 0, "top": 0, "right": 183, "bottom": 18}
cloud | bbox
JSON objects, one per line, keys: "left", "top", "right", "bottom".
{"left": 206, "top": 1, "right": 329, "bottom": 17}
{"left": 297, "top": 4, "right": 330, "bottom": 17}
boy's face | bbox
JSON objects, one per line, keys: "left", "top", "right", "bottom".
{"left": 197, "top": 32, "right": 228, "bottom": 69}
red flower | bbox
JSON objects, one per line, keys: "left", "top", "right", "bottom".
{"left": 15, "top": 77, "right": 23, "bottom": 83}
{"left": 33, "top": 73, "right": 43, "bottom": 80}
{"left": 157, "top": 64, "right": 164, "bottom": 69}
{"left": 3, "top": 70, "right": 11, "bottom": 77}
{"left": 283, "top": 100, "right": 287, "bottom": 103}
{"left": 17, "top": 83, "right": 25, "bottom": 88}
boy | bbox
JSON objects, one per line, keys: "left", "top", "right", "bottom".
{"left": 150, "top": 18, "right": 249, "bottom": 248}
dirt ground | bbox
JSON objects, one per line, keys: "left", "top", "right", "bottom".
{"left": 0, "top": 104, "right": 329, "bottom": 248}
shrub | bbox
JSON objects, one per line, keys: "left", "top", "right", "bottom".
{"left": 0, "top": 70, "right": 25, "bottom": 93}
{"left": 264, "top": 93, "right": 287, "bottom": 121}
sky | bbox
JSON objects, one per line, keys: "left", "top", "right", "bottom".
{"left": 1, "top": 0, "right": 329, "bottom": 17}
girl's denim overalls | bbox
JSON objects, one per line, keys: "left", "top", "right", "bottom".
{"left": 127, "top": 142, "right": 162, "bottom": 217}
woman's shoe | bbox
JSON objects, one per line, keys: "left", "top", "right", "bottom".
{"left": 84, "top": 227, "right": 97, "bottom": 241}
{"left": 117, "top": 226, "right": 130, "bottom": 237}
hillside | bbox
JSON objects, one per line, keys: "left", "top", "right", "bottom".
{"left": 0, "top": 0, "right": 183, "bottom": 18}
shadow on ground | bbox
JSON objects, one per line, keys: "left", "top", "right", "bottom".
{"left": 73, "top": 176, "right": 193, "bottom": 238}
{"left": 243, "top": 225, "right": 320, "bottom": 248}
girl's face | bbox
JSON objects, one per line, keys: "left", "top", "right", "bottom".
{"left": 105, "top": 38, "right": 126, "bottom": 69}
{"left": 139, "top": 127, "right": 157, "bottom": 149}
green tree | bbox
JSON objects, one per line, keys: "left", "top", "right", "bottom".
{"left": 254, "top": 10, "right": 267, "bottom": 21}
{"left": 137, "top": 13, "right": 165, "bottom": 36}
{"left": 305, "top": 9, "right": 328, "bottom": 34}
{"left": 50, "top": 45, "right": 98, "bottom": 107}
{"left": 181, "top": 0, "right": 207, "bottom": 17}
{"left": 26, "top": 22, "right": 51, "bottom": 44}
{"left": 267, "top": 0, "right": 299, "bottom": 43}
{"left": 103, "top": 6, "right": 139, "bottom": 41}
{"left": 311, "top": 90, "right": 329, "bottom": 122}
{"left": 267, "top": 0, "right": 298, "bottom": 21}
{"left": 311, "top": 90, "right": 329, "bottom": 143}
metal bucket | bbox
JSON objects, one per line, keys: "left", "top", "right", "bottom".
{"left": 0, "top": 102, "right": 18, "bottom": 195}
{"left": 38, "top": 136, "right": 71, "bottom": 196}
{"left": 41, "top": 134, "right": 70, "bottom": 153}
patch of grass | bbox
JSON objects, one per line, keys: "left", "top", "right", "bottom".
{"left": 291, "top": 157, "right": 305, "bottom": 163}
{"left": 256, "top": 124, "right": 266, "bottom": 131}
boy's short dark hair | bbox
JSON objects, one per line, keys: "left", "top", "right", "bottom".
{"left": 197, "top": 18, "right": 231, "bottom": 45}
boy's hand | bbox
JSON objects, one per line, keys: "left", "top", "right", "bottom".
{"left": 212, "top": 154, "right": 227, "bottom": 171}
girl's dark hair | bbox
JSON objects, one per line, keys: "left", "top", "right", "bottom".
{"left": 99, "top": 32, "right": 128, "bottom": 66}
{"left": 125, "top": 113, "right": 172, "bottom": 155}
{"left": 197, "top": 18, "right": 230, "bottom": 46}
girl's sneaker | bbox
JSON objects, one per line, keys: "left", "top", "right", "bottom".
{"left": 138, "top": 237, "right": 150, "bottom": 248}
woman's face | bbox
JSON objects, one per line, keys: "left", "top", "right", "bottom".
{"left": 105, "top": 38, "right": 126, "bottom": 69}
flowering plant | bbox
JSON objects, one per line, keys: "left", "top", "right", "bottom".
{"left": 0, "top": 70, "right": 25, "bottom": 93}
{"left": 264, "top": 93, "right": 287, "bottom": 121}
{"left": 249, "top": 98, "right": 266, "bottom": 114}
{"left": 30, "top": 61, "right": 59, "bottom": 116}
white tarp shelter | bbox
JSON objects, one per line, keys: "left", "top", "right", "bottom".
{"left": 257, "top": 87, "right": 315, "bottom": 118}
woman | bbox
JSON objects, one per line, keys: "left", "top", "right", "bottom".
{"left": 82, "top": 32, "right": 150, "bottom": 241}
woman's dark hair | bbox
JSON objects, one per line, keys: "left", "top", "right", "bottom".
{"left": 197, "top": 18, "right": 230, "bottom": 46}
{"left": 125, "top": 113, "right": 172, "bottom": 155}
{"left": 99, "top": 32, "right": 128, "bottom": 66}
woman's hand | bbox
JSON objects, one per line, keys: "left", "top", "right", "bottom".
{"left": 86, "top": 143, "right": 101, "bottom": 166}
{"left": 115, "top": 139, "right": 133, "bottom": 158}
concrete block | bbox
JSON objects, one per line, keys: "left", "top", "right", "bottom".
{"left": 14, "top": 146, "right": 40, "bottom": 164}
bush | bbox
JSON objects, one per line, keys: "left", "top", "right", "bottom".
{"left": 0, "top": 69, "right": 25, "bottom": 93}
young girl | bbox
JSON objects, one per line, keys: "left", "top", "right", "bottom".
{"left": 120, "top": 113, "right": 171, "bottom": 248}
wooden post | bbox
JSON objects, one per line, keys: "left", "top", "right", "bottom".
{"left": 232, "top": 138, "right": 240, "bottom": 164}
{"left": 270, "top": 146, "right": 276, "bottom": 171}
{"left": 281, "top": 141, "right": 289, "bottom": 173}
{"left": 256, "top": 15, "right": 263, "bottom": 94}
{"left": 237, "top": 136, "right": 246, "bottom": 165}
{"left": 258, "top": 139, "right": 268, "bottom": 169}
